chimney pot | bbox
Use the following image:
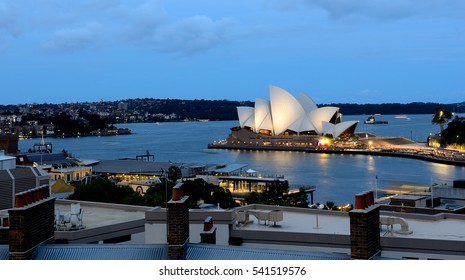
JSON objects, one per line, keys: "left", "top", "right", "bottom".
{"left": 203, "top": 216, "right": 213, "bottom": 231}
{"left": 15, "top": 193, "right": 24, "bottom": 208}
{"left": 366, "top": 191, "right": 374, "bottom": 207}
{"left": 355, "top": 193, "right": 366, "bottom": 209}
{"left": 172, "top": 186, "right": 183, "bottom": 201}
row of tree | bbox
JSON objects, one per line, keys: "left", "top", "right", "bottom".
{"left": 68, "top": 176, "right": 313, "bottom": 209}
{"left": 68, "top": 177, "right": 239, "bottom": 209}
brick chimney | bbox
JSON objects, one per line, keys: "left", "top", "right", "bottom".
{"left": 349, "top": 191, "right": 381, "bottom": 259}
{"left": 200, "top": 216, "right": 216, "bottom": 245}
{"left": 8, "top": 186, "right": 55, "bottom": 260}
{"left": 167, "top": 183, "right": 189, "bottom": 260}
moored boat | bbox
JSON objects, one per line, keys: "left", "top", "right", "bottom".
{"left": 364, "top": 115, "right": 388, "bottom": 124}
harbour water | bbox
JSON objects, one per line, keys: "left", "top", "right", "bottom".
{"left": 18, "top": 114, "right": 465, "bottom": 205}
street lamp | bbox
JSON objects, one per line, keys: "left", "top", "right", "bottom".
{"left": 160, "top": 168, "right": 167, "bottom": 207}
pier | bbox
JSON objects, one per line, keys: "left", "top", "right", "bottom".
{"left": 207, "top": 142, "right": 465, "bottom": 167}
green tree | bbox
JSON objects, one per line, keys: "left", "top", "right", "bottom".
{"left": 245, "top": 192, "right": 263, "bottom": 205}
{"left": 326, "top": 201, "right": 335, "bottom": 210}
{"left": 244, "top": 180, "right": 292, "bottom": 206}
{"left": 441, "top": 116, "right": 465, "bottom": 147}
{"left": 144, "top": 184, "right": 171, "bottom": 207}
{"left": 167, "top": 165, "right": 182, "bottom": 183}
{"left": 432, "top": 107, "right": 453, "bottom": 133}
{"left": 182, "top": 178, "right": 238, "bottom": 209}
{"left": 290, "top": 187, "right": 309, "bottom": 208}
{"left": 69, "top": 177, "right": 138, "bottom": 204}
{"left": 260, "top": 180, "right": 289, "bottom": 205}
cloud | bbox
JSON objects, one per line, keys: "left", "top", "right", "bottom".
{"left": 2, "top": 0, "right": 237, "bottom": 56}
{"left": 0, "top": 1, "right": 20, "bottom": 36}
{"left": 272, "top": 0, "right": 465, "bottom": 21}
{"left": 305, "top": 0, "right": 414, "bottom": 20}
{"left": 117, "top": 0, "right": 167, "bottom": 42}
{"left": 151, "top": 15, "right": 236, "bottom": 56}
{"left": 115, "top": 1, "right": 236, "bottom": 56}
{"left": 42, "top": 22, "right": 103, "bottom": 52}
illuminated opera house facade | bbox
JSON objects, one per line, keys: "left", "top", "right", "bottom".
{"left": 225, "top": 85, "right": 359, "bottom": 148}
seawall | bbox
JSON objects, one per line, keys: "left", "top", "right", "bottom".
{"left": 207, "top": 144, "right": 465, "bottom": 167}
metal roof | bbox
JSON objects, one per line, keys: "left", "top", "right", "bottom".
{"left": 26, "top": 152, "right": 67, "bottom": 163}
{"left": 34, "top": 244, "right": 168, "bottom": 260}
{"left": 92, "top": 160, "right": 171, "bottom": 175}
{"left": 214, "top": 164, "right": 248, "bottom": 174}
{"left": 185, "top": 243, "right": 351, "bottom": 260}
{"left": 0, "top": 245, "right": 8, "bottom": 260}
{"left": 32, "top": 243, "right": 350, "bottom": 260}
{"left": 219, "top": 176, "right": 287, "bottom": 182}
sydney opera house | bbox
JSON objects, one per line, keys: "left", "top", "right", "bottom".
{"left": 229, "top": 85, "right": 358, "bottom": 147}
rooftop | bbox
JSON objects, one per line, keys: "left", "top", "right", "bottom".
{"left": 235, "top": 205, "right": 465, "bottom": 242}
{"left": 54, "top": 199, "right": 155, "bottom": 244}
{"left": 34, "top": 244, "right": 167, "bottom": 260}
{"left": 232, "top": 207, "right": 465, "bottom": 248}
{"left": 91, "top": 160, "right": 171, "bottom": 175}
{"left": 214, "top": 163, "right": 248, "bottom": 174}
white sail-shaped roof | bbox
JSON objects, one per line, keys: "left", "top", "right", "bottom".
{"left": 298, "top": 91, "right": 318, "bottom": 113}
{"left": 322, "top": 121, "right": 336, "bottom": 136}
{"left": 269, "top": 85, "right": 306, "bottom": 135}
{"left": 254, "top": 98, "right": 273, "bottom": 133}
{"left": 237, "top": 106, "right": 255, "bottom": 128}
{"left": 322, "top": 121, "right": 359, "bottom": 138}
{"left": 334, "top": 121, "right": 358, "bottom": 138}
{"left": 308, "top": 107, "right": 339, "bottom": 134}
{"left": 288, "top": 115, "right": 316, "bottom": 133}
{"left": 235, "top": 85, "right": 358, "bottom": 138}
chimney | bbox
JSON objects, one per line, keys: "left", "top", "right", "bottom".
{"left": 200, "top": 216, "right": 216, "bottom": 245}
{"left": 167, "top": 183, "right": 189, "bottom": 260}
{"left": 349, "top": 191, "right": 381, "bottom": 259}
{"left": 8, "top": 187, "right": 55, "bottom": 260}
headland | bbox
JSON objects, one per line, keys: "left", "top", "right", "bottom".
{"left": 211, "top": 85, "right": 465, "bottom": 167}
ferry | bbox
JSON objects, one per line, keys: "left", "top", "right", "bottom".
{"left": 364, "top": 115, "right": 388, "bottom": 124}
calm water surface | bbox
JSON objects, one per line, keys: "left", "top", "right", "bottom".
{"left": 18, "top": 114, "right": 465, "bottom": 204}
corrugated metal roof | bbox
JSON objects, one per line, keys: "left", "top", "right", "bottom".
{"left": 185, "top": 243, "right": 351, "bottom": 260}
{"left": 33, "top": 243, "right": 350, "bottom": 260}
{"left": 34, "top": 244, "right": 168, "bottom": 260}
{"left": 219, "top": 176, "right": 287, "bottom": 182}
{"left": 214, "top": 164, "right": 248, "bottom": 173}
{"left": 92, "top": 160, "right": 171, "bottom": 175}
{"left": 0, "top": 245, "right": 8, "bottom": 260}
{"left": 26, "top": 153, "right": 67, "bottom": 163}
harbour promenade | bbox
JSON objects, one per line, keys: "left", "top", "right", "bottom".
{"left": 208, "top": 141, "right": 465, "bottom": 167}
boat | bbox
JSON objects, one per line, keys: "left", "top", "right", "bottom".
{"left": 364, "top": 115, "right": 388, "bottom": 124}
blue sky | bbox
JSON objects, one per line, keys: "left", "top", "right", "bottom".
{"left": 1, "top": 0, "right": 464, "bottom": 105}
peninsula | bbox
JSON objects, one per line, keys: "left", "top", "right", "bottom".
{"left": 208, "top": 85, "right": 465, "bottom": 166}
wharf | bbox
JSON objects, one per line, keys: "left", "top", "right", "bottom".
{"left": 207, "top": 143, "right": 465, "bottom": 167}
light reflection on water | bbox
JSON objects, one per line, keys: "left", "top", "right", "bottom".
{"left": 18, "top": 115, "right": 465, "bottom": 205}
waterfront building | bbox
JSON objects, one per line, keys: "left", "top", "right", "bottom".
{"left": 91, "top": 160, "right": 176, "bottom": 182}
{"left": 237, "top": 85, "right": 358, "bottom": 138}
{"left": 15, "top": 143, "right": 92, "bottom": 184}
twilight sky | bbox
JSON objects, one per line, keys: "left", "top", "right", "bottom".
{"left": 1, "top": 0, "right": 464, "bottom": 105}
